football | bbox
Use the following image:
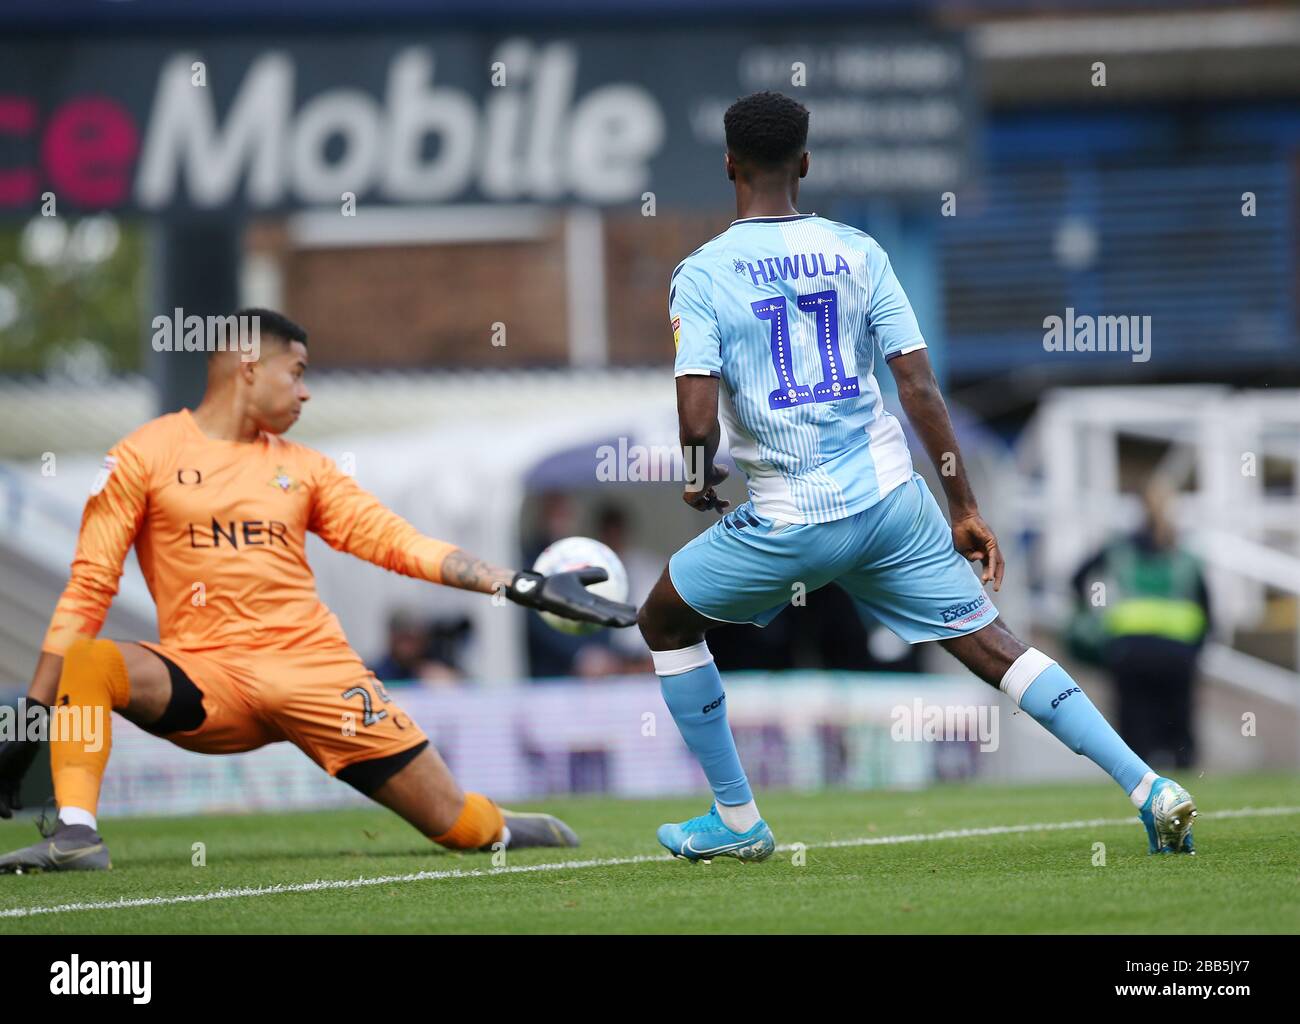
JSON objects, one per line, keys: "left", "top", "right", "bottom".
{"left": 531, "top": 536, "right": 630, "bottom": 635}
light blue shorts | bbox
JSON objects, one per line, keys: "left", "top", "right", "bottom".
{"left": 668, "top": 472, "right": 998, "bottom": 644}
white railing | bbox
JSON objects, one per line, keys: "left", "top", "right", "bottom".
{"left": 1019, "top": 386, "right": 1300, "bottom": 718}
{"left": 0, "top": 459, "right": 156, "bottom": 619}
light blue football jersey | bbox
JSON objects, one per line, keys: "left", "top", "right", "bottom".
{"left": 670, "top": 213, "right": 927, "bottom": 524}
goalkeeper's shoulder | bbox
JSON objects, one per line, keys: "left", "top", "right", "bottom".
{"left": 100, "top": 411, "right": 189, "bottom": 474}
{"left": 79, "top": 412, "right": 188, "bottom": 509}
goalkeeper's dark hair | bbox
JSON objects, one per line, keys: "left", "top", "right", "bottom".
{"left": 724, "top": 91, "right": 809, "bottom": 170}
{"left": 237, "top": 308, "right": 307, "bottom": 347}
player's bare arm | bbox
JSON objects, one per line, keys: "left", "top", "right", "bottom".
{"left": 887, "top": 348, "right": 1004, "bottom": 592}
{"left": 437, "top": 548, "right": 514, "bottom": 594}
{"left": 677, "top": 373, "right": 731, "bottom": 514}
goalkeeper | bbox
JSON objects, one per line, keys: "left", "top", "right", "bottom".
{"left": 0, "top": 310, "right": 634, "bottom": 872}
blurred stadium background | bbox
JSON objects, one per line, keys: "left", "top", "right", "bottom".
{"left": 1, "top": 0, "right": 1296, "bottom": 817}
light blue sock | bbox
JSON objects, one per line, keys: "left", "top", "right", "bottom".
{"left": 1000, "top": 649, "right": 1155, "bottom": 801}
{"left": 653, "top": 643, "right": 753, "bottom": 807}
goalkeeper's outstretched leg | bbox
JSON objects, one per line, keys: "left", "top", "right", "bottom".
{"left": 346, "top": 742, "right": 579, "bottom": 852}
{"left": 0, "top": 638, "right": 172, "bottom": 874}
{"left": 0, "top": 638, "right": 579, "bottom": 873}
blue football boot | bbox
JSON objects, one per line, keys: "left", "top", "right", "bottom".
{"left": 1138, "top": 777, "right": 1197, "bottom": 854}
{"left": 657, "top": 805, "right": 775, "bottom": 863}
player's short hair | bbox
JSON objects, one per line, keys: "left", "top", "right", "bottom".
{"left": 724, "top": 91, "right": 809, "bottom": 170}
{"left": 237, "top": 308, "right": 307, "bottom": 348}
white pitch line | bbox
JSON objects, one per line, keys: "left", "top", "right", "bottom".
{"left": 1, "top": 804, "right": 1296, "bottom": 921}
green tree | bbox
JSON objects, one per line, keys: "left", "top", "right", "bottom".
{"left": 0, "top": 215, "right": 145, "bottom": 377}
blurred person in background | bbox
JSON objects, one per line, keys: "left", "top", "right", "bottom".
{"left": 1070, "top": 482, "right": 1211, "bottom": 770}
{"left": 708, "top": 584, "right": 922, "bottom": 673}
{"left": 368, "top": 610, "right": 468, "bottom": 687}
{"left": 595, "top": 503, "right": 656, "bottom": 675}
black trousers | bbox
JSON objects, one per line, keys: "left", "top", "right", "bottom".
{"left": 1104, "top": 636, "right": 1199, "bottom": 770}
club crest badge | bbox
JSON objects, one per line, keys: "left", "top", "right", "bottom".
{"left": 269, "top": 466, "right": 301, "bottom": 493}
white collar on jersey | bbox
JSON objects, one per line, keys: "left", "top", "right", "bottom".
{"left": 730, "top": 213, "right": 817, "bottom": 225}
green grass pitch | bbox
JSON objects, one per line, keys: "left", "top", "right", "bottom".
{"left": 1, "top": 773, "right": 1296, "bottom": 934}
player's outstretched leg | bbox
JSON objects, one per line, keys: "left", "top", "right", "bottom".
{"left": 0, "top": 694, "right": 111, "bottom": 872}
{"left": 637, "top": 570, "right": 775, "bottom": 863}
{"left": 941, "top": 620, "right": 1197, "bottom": 854}
{"left": 0, "top": 639, "right": 159, "bottom": 874}
{"left": 0, "top": 822, "right": 111, "bottom": 874}
{"left": 357, "top": 744, "right": 579, "bottom": 853}
{"left": 0, "top": 640, "right": 122, "bottom": 875}
{"left": 1, "top": 640, "right": 182, "bottom": 874}
{"left": 490, "top": 809, "right": 579, "bottom": 850}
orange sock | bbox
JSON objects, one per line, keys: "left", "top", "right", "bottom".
{"left": 49, "top": 639, "right": 131, "bottom": 819}
{"left": 432, "top": 792, "right": 504, "bottom": 850}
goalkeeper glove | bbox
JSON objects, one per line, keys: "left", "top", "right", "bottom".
{"left": 0, "top": 699, "right": 47, "bottom": 819}
{"left": 506, "top": 568, "right": 637, "bottom": 628}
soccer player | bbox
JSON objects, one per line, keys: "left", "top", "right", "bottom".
{"left": 637, "top": 92, "right": 1197, "bottom": 863}
{"left": 0, "top": 310, "right": 635, "bottom": 872}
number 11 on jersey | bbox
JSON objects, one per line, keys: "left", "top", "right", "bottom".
{"left": 752, "top": 288, "right": 860, "bottom": 410}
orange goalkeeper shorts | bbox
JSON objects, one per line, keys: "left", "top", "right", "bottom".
{"left": 137, "top": 640, "right": 428, "bottom": 777}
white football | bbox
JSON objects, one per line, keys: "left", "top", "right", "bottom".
{"left": 531, "top": 536, "right": 630, "bottom": 636}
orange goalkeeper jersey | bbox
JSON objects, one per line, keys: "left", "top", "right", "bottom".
{"left": 42, "top": 409, "right": 457, "bottom": 657}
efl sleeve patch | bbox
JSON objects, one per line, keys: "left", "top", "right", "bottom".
{"left": 671, "top": 315, "right": 681, "bottom": 350}
{"left": 90, "top": 455, "right": 118, "bottom": 496}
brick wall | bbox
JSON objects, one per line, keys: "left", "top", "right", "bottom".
{"left": 604, "top": 210, "right": 732, "bottom": 366}
{"left": 248, "top": 210, "right": 731, "bottom": 370}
